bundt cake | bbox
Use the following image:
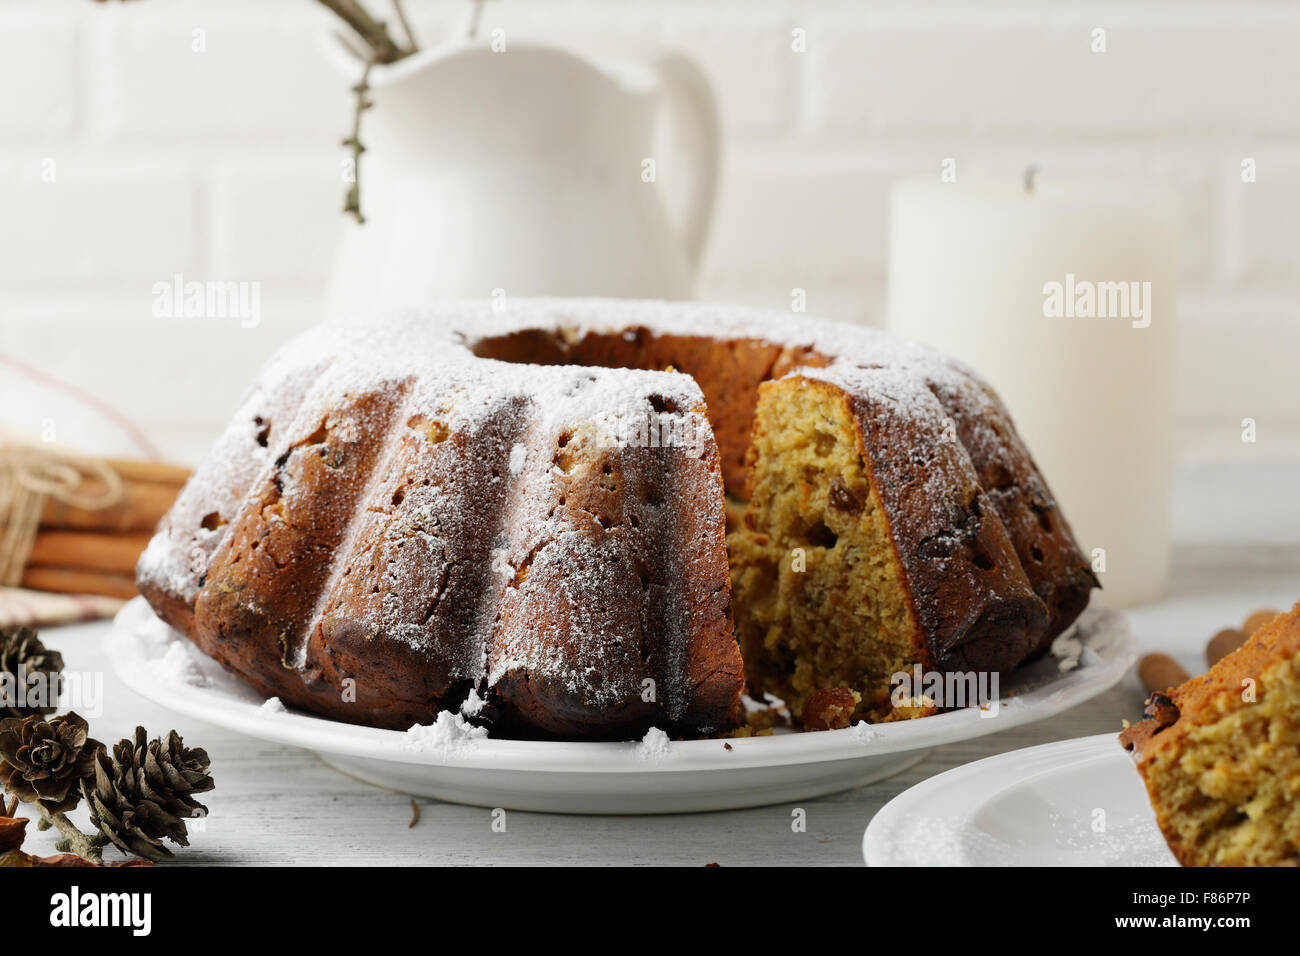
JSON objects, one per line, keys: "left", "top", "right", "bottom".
{"left": 137, "top": 300, "right": 1096, "bottom": 740}
{"left": 1120, "top": 600, "right": 1300, "bottom": 866}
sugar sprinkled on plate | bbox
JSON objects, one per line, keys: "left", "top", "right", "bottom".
{"left": 637, "top": 726, "right": 672, "bottom": 760}
{"left": 403, "top": 711, "right": 489, "bottom": 756}
{"left": 850, "top": 721, "right": 879, "bottom": 743}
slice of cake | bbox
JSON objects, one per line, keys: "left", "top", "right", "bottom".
{"left": 1119, "top": 600, "right": 1300, "bottom": 866}
{"left": 727, "top": 369, "right": 1047, "bottom": 725}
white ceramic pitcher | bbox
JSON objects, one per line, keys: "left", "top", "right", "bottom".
{"left": 321, "top": 38, "right": 721, "bottom": 316}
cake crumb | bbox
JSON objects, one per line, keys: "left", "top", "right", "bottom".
{"left": 802, "top": 687, "right": 861, "bottom": 731}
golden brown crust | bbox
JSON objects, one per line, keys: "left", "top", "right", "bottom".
{"left": 834, "top": 374, "right": 1048, "bottom": 674}
{"left": 479, "top": 325, "right": 1093, "bottom": 648}
{"left": 139, "top": 304, "right": 1090, "bottom": 741}
{"left": 1119, "top": 599, "right": 1300, "bottom": 866}
{"left": 1121, "top": 602, "right": 1300, "bottom": 760}
{"left": 922, "top": 365, "right": 1098, "bottom": 650}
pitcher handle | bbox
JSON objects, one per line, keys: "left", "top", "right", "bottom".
{"left": 653, "top": 51, "right": 720, "bottom": 279}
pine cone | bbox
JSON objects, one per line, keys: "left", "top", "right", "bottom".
{"left": 0, "top": 626, "right": 64, "bottom": 720}
{"left": 0, "top": 712, "right": 100, "bottom": 813}
{"left": 81, "top": 727, "right": 214, "bottom": 862}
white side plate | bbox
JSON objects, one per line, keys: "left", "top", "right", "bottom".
{"left": 864, "top": 733, "right": 1178, "bottom": 866}
{"left": 106, "top": 598, "right": 1135, "bottom": 815}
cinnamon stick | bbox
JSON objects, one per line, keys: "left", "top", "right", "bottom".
{"left": 40, "top": 480, "right": 180, "bottom": 534}
{"left": 102, "top": 459, "right": 191, "bottom": 487}
{"left": 21, "top": 566, "right": 137, "bottom": 601}
{"left": 27, "top": 531, "right": 152, "bottom": 575}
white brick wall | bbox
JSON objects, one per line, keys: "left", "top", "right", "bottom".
{"left": 1, "top": 0, "right": 1298, "bottom": 466}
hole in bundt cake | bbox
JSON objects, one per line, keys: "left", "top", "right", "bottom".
{"left": 728, "top": 376, "right": 921, "bottom": 725}
{"left": 253, "top": 416, "right": 271, "bottom": 448}
{"left": 304, "top": 422, "right": 329, "bottom": 445}
{"left": 1030, "top": 544, "right": 1045, "bottom": 563}
{"left": 469, "top": 327, "right": 836, "bottom": 502}
{"left": 199, "top": 511, "right": 226, "bottom": 531}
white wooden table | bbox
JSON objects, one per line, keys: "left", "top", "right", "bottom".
{"left": 22, "top": 463, "right": 1300, "bottom": 865}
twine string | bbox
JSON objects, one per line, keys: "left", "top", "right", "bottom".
{"left": 0, "top": 447, "right": 124, "bottom": 587}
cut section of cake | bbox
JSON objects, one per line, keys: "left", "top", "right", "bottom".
{"left": 1119, "top": 600, "right": 1300, "bottom": 866}
{"left": 727, "top": 368, "right": 1047, "bottom": 723}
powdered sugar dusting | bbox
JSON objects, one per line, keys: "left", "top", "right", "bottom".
{"left": 637, "top": 726, "right": 672, "bottom": 760}
{"left": 1051, "top": 628, "right": 1085, "bottom": 672}
{"left": 508, "top": 442, "right": 527, "bottom": 475}
{"left": 459, "top": 688, "right": 485, "bottom": 718}
{"left": 125, "top": 612, "right": 212, "bottom": 688}
{"left": 874, "top": 809, "right": 1175, "bottom": 867}
{"left": 135, "top": 297, "right": 1065, "bottom": 738}
{"left": 148, "top": 641, "right": 211, "bottom": 688}
{"left": 850, "top": 720, "right": 879, "bottom": 743}
{"left": 403, "top": 711, "right": 489, "bottom": 755}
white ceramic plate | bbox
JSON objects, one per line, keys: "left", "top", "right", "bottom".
{"left": 863, "top": 733, "right": 1178, "bottom": 866}
{"left": 106, "top": 598, "right": 1135, "bottom": 814}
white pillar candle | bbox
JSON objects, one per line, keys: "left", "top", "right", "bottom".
{"left": 888, "top": 175, "right": 1179, "bottom": 608}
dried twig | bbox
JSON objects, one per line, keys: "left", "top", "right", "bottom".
{"left": 95, "top": 0, "right": 438, "bottom": 224}
{"left": 317, "top": 0, "right": 408, "bottom": 63}
{"left": 342, "top": 59, "right": 376, "bottom": 224}
{"left": 38, "top": 805, "right": 105, "bottom": 867}
{"left": 391, "top": 0, "right": 418, "bottom": 52}
{"left": 467, "top": 0, "right": 488, "bottom": 41}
